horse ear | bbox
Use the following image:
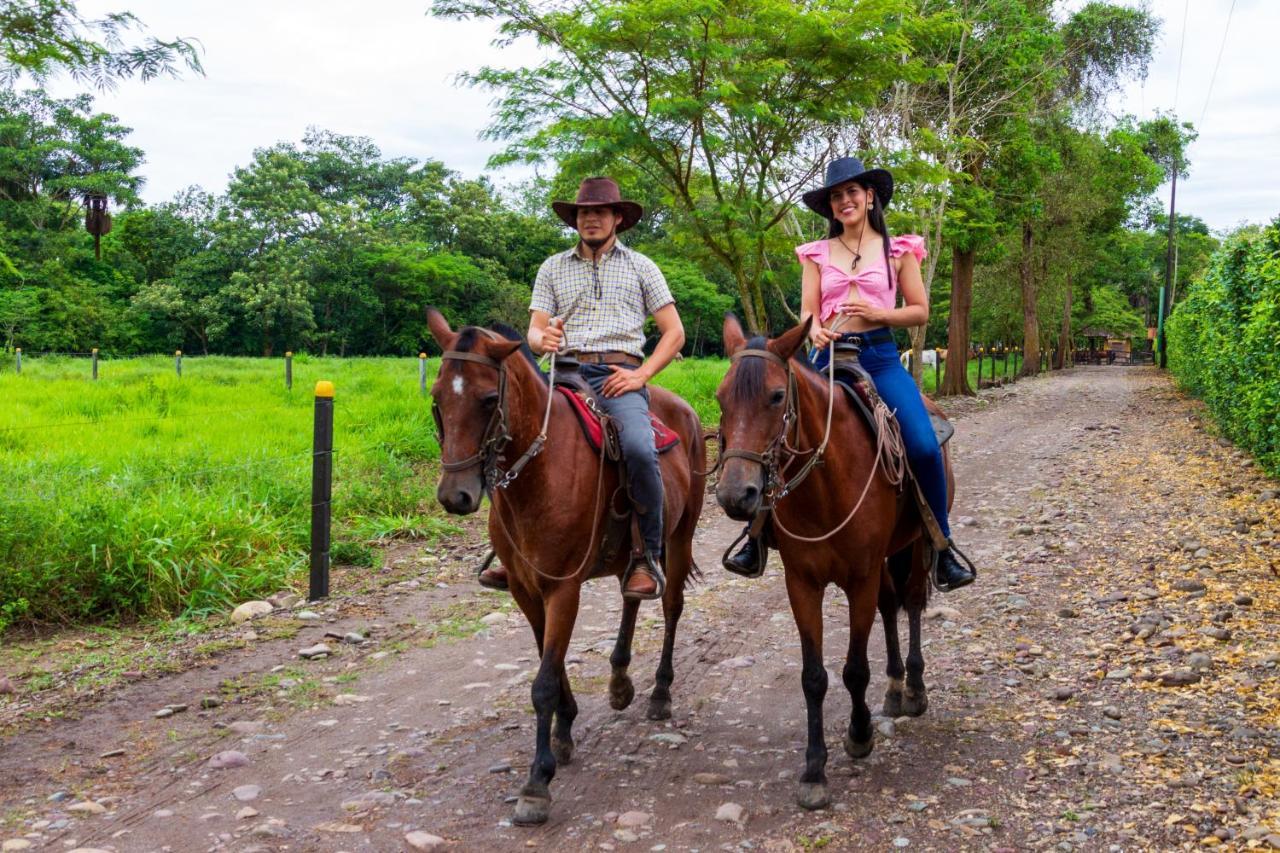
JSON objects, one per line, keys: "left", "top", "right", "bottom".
{"left": 769, "top": 316, "right": 812, "bottom": 362}
{"left": 485, "top": 339, "right": 524, "bottom": 362}
{"left": 722, "top": 312, "right": 747, "bottom": 355}
{"left": 426, "top": 307, "right": 455, "bottom": 350}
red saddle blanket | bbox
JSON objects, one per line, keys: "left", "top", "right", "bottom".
{"left": 556, "top": 386, "right": 681, "bottom": 455}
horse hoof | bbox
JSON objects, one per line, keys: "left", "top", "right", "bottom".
{"left": 609, "top": 675, "right": 635, "bottom": 711}
{"left": 843, "top": 730, "right": 874, "bottom": 759}
{"left": 882, "top": 690, "right": 904, "bottom": 718}
{"left": 901, "top": 689, "right": 929, "bottom": 717}
{"left": 796, "top": 782, "right": 830, "bottom": 811}
{"left": 513, "top": 794, "right": 551, "bottom": 826}
{"left": 645, "top": 697, "right": 672, "bottom": 721}
{"left": 551, "top": 735, "right": 574, "bottom": 766}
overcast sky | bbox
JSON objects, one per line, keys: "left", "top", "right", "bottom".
{"left": 52, "top": 0, "right": 1279, "bottom": 232}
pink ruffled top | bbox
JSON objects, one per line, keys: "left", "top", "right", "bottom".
{"left": 796, "top": 234, "right": 927, "bottom": 323}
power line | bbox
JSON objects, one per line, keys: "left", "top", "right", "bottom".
{"left": 1199, "top": 0, "right": 1238, "bottom": 129}
{"left": 1172, "top": 0, "right": 1191, "bottom": 114}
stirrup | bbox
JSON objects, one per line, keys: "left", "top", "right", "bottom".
{"left": 622, "top": 551, "right": 666, "bottom": 602}
{"left": 476, "top": 549, "right": 508, "bottom": 590}
{"left": 721, "top": 528, "right": 766, "bottom": 579}
{"left": 931, "top": 540, "right": 977, "bottom": 593}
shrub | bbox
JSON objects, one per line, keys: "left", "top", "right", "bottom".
{"left": 1167, "top": 217, "right": 1280, "bottom": 476}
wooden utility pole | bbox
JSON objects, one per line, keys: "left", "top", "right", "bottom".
{"left": 1159, "top": 156, "right": 1178, "bottom": 369}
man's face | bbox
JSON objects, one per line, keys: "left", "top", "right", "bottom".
{"left": 576, "top": 206, "right": 623, "bottom": 248}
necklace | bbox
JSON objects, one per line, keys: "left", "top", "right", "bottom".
{"left": 836, "top": 215, "right": 869, "bottom": 272}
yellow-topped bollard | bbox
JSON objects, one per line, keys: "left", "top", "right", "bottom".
{"left": 91, "top": 347, "right": 99, "bottom": 380}
{"left": 311, "top": 378, "right": 335, "bottom": 600}
{"left": 175, "top": 349, "right": 183, "bottom": 377}
{"left": 418, "top": 352, "right": 428, "bottom": 395}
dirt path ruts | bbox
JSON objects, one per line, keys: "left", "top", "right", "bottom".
{"left": 1, "top": 367, "right": 1277, "bottom": 853}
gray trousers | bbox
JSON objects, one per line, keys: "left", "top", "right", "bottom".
{"left": 581, "top": 364, "right": 664, "bottom": 553}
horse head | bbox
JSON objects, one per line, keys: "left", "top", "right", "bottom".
{"left": 427, "top": 308, "right": 524, "bottom": 515}
{"left": 714, "top": 313, "right": 811, "bottom": 521}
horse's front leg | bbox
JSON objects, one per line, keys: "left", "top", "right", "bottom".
{"left": 513, "top": 584, "right": 581, "bottom": 826}
{"left": 785, "top": 571, "right": 830, "bottom": 811}
{"left": 842, "top": 578, "right": 879, "bottom": 761}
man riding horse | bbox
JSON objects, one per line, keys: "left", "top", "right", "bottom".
{"left": 477, "top": 176, "right": 685, "bottom": 601}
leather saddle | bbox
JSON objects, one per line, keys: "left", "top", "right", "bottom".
{"left": 549, "top": 360, "right": 680, "bottom": 575}
{"left": 827, "top": 347, "right": 953, "bottom": 448}
{"left": 550, "top": 366, "right": 681, "bottom": 459}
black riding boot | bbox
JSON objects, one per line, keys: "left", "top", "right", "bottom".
{"left": 934, "top": 543, "right": 976, "bottom": 592}
{"left": 723, "top": 527, "right": 767, "bottom": 578}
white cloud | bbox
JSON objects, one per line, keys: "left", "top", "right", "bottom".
{"left": 49, "top": 0, "right": 541, "bottom": 203}
{"left": 47, "top": 0, "right": 1280, "bottom": 231}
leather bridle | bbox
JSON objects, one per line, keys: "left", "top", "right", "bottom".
{"left": 432, "top": 349, "right": 545, "bottom": 492}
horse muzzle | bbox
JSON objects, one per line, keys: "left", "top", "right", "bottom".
{"left": 437, "top": 472, "right": 483, "bottom": 515}
{"left": 716, "top": 463, "right": 764, "bottom": 521}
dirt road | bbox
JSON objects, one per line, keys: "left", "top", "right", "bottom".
{"left": 1, "top": 367, "right": 1277, "bottom": 852}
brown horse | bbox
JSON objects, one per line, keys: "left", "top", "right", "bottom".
{"left": 426, "top": 309, "right": 705, "bottom": 825}
{"left": 715, "top": 315, "right": 953, "bottom": 810}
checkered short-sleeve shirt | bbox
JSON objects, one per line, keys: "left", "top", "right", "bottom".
{"left": 529, "top": 242, "right": 675, "bottom": 358}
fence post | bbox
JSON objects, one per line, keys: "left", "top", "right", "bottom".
{"left": 91, "top": 348, "right": 98, "bottom": 380}
{"left": 285, "top": 351, "right": 293, "bottom": 391}
{"left": 310, "top": 380, "right": 334, "bottom": 601}
{"left": 175, "top": 350, "right": 182, "bottom": 377}
{"left": 419, "top": 352, "right": 427, "bottom": 395}
{"left": 14, "top": 348, "right": 19, "bottom": 375}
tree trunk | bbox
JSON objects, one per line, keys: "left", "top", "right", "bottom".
{"left": 735, "top": 266, "right": 768, "bottom": 336}
{"left": 940, "top": 245, "right": 976, "bottom": 396}
{"left": 909, "top": 326, "right": 926, "bottom": 386}
{"left": 1018, "top": 222, "right": 1040, "bottom": 377}
{"left": 1055, "top": 272, "right": 1072, "bottom": 370}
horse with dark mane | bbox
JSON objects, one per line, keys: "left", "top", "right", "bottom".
{"left": 426, "top": 308, "right": 705, "bottom": 825}
{"left": 715, "top": 314, "right": 952, "bottom": 810}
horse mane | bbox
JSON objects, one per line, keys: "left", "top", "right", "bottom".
{"left": 728, "top": 335, "right": 770, "bottom": 404}
{"left": 454, "top": 322, "right": 548, "bottom": 385}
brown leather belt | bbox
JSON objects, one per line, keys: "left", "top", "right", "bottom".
{"left": 565, "top": 350, "right": 642, "bottom": 368}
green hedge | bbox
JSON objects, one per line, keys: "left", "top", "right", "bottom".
{"left": 1167, "top": 217, "right": 1280, "bottom": 477}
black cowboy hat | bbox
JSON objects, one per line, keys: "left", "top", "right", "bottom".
{"left": 800, "top": 156, "right": 894, "bottom": 219}
{"left": 551, "top": 176, "right": 644, "bottom": 233}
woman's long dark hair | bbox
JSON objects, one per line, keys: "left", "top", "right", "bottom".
{"left": 826, "top": 183, "right": 895, "bottom": 287}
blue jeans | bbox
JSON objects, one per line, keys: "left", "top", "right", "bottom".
{"left": 581, "top": 364, "right": 664, "bottom": 552}
{"left": 811, "top": 333, "right": 951, "bottom": 539}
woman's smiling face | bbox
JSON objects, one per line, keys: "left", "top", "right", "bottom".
{"left": 829, "top": 181, "right": 872, "bottom": 228}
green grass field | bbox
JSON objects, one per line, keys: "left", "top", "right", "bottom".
{"left": 0, "top": 349, "right": 1012, "bottom": 632}
{"left": 0, "top": 353, "right": 729, "bottom": 632}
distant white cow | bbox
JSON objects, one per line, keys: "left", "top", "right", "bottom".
{"left": 899, "top": 349, "right": 939, "bottom": 370}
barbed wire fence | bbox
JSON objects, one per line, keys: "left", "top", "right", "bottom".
{"left": 2, "top": 353, "right": 443, "bottom": 607}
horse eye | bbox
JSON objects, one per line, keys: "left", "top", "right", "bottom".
{"left": 769, "top": 389, "right": 786, "bottom": 407}
{"left": 480, "top": 392, "right": 499, "bottom": 411}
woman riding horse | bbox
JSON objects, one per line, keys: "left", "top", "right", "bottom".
{"left": 725, "top": 156, "right": 977, "bottom": 592}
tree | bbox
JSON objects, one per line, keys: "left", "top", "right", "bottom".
{"left": 0, "top": 0, "right": 201, "bottom": 89}
{"left": 433, "top": 0, "right": 936, "bottom": 333}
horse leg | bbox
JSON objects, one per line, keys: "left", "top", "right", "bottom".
{"left": 842, "top": 581, "right": 879, "bottom": 761}
{"left": 901, "top": 544, "right": 930, "bottom": 717}
{"left": 881, "top": 549, "right": 911, "bottom": 717}
{"left": 513, "top": 585, "right": 580, "bottom": 827}
{"left": 647, "top": 542, "right": 688, "bottom": 721}
{"left": 608, "top": 598, "right": 640, "bottom": 711}
{"left": 786, "top": 572, "right": 830, "bottom": 811}
{"left": 552, "top": 667, "right": 578, "bottom": 765}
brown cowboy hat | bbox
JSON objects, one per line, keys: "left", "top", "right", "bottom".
{"left": 551, "top": 176, "right": 644, "bottom": 232}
